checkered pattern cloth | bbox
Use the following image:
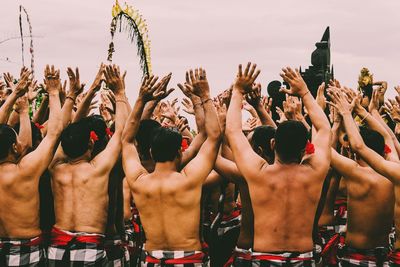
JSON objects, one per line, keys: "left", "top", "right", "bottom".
{"left": 334, "top": 199, "right": 348, "bottom": 234}
{"left": 141, "top": 249, "right": 209, "bottom": 267}
{"left": 47, "top": 227, "right": 107, "bottom": 267}
{"left": 0, "top": 235, "right": 46, "bottom": 267}
{"left": 105, "top": 235, "right": 130, "bottom": 267}
{"left": 216, "top": 210, "right": 242, "bottom": 237}
{"left": 389, "top": 226, "right": 396, "bottom": 252}
{"left": 251, "top": 251, "right": 317, "bottom": 267}
{"left": 338, "top": 246, "right": 389, "bottom": 267}
{"left": 223, "top": 247, "right": 252, "bottom": 267}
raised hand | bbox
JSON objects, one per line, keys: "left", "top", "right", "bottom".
{"left": 368, "top": 89, "right": 380, "bottom": 113}
{"left": 3, "top": 72, "right": 15, "bottom": 89}
{"left": 27, "top": 80, "right": 40, "bottom": 102}
{"left": 245, "top": 83, "right": 262, "bottom": 108}
{"left": 152, "top": 73, "right": 174, "bottom": 101}
{"left": 279, "top": 67, "right": 308, "bottom": 97}
{"left": 104, "top": 65, "right": 125, "bottom": 96}
{"left": 15, "top": 94, "right": 29, "bottom": 114}
{"left": 261, "top": 96, "right": 273, "bottom": 117}
{"left": 89, "top": 63, "right": 105, "bottom": 92}
{"left": 185, "top": 68, "right": 210, "bottom": 99}
{"left": 327, "top": 87, "right": 358, "bottom": 116}
{"left": 67, "top": 67, "right": 85, "bottom": 98}
{"left": 234, "top": 62, "right": 261, "bottom": 94}
{"left": 316, "top": 83, "right": 326, "bottom": 110}
{"left": 44, "top": 65, "right": 61, "bottom": 95}
{"left": 276, "top": 106, "right": 287, "bottom": 124}
{"left": 181, "top": 98, "right": 195, "bottom": 115}
{"left": 14, "top": 68, "right": 32, "bottom": 97}
{"left": 383, "top": 100, "right": 400, "bottom": 123}
{"left": 176, "top": 117, "right": 189, "bottom": 133}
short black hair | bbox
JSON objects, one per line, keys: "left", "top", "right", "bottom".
{"left": 359, "top": 126, "right": 385, "bottom": 156}
{"left": 81, "top": 115, "right": 108, "bottom": 156}
{"left": 0, "top": 124, "right": 17, "bottom": 159}
{"left": 274, "top": 120, "right": 309, "bottom": 163}
{"left": 61, "top": 120, "right": 91, "bottom": 159}
{"left": 150, "top": 127, "right": 182, "bottom": 163}
{"left": 251, "top": 126, "right": 276, "bottom": 158}
{"left": 137, "top": 120, "right": 161, "bottom": 159}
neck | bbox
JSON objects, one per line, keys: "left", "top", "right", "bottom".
{"left": 154, "top": 161, "right": 178, "bottom": 173}
{"left": 274, "top": 154, "right": 300, "bottom": 165}
{"left": 69, "top": 152, "right": 91, "bottom": 164}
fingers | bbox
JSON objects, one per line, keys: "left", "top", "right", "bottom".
{"left": 244, "top": 62, "right": 251, "bottom": 76}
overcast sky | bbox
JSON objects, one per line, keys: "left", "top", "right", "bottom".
{"left": 1, "top": 0, "right": 400, "bottom": 105}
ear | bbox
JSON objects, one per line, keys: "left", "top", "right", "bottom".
{"left": 88, "top": 139, "right": 95, "bottom": 150}
{"left": 12, "top": 143, "right": 18, "bottom": 155}
{"left": 270, "top": 138, "right": 275, "bottom": 151}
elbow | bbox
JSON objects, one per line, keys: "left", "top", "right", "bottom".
{"left": 351, "top": 141, "right": 365, "bottom": 152}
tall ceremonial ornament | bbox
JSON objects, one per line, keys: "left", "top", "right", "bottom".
{"left": 19, "top": 5, "right": 35, "bottom": 77}
{"left": 107, "top": 0, "right": 152, "bottom": 77}
{"left": 19, "top": 5, "right": 41, "bottom": 117}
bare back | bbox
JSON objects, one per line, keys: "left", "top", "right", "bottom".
{"left": 129, "top": 171, "right": 202, "bottom": 251}
{"left": 346, "top": 166, "right": 394, "bottom": 249}
{"left": 51, "top": 161, "right": 110, "bottom": 234}
{"left": 249, "top": 163, "right": 326, "bottom": 252}
{"left": 0, "top": 163, "right": 41, "bottom": 238}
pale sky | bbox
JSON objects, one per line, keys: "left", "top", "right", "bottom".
{"left": 1, "top": 0, "right": 400, "bottom": 107}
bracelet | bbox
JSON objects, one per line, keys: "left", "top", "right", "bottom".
{"left": 13, "top": 109, "right": 19, "bottom": 114}
{"left": 202, "top": 98, "right": 213, "bottom": 104}
{"left": 193, "top": 102, "right": 203, "bottom": 107}
{"left": 300, "top": 90, "right": 310, "bottom": 98}
{"left": 360, "top": 113, "right": 370, "bottom": 124}
{"left": 116, "top": 99, "right": 128, "bottom": 104}
{"left": 66, "top": 96, "right": 75, "bottom": 102}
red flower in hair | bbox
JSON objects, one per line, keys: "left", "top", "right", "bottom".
{"left": 384, "top": 144, "right": 392, "bottom": 154}
{"left": 305, "top": 141, "right": 315, "bottom": 155}
{"left": 181, "top": 139, "right": 189, "bottom": 151}
{"left": 90, "top": 131, "right": 99, "bottom": 142}
{"left": 106, "top": 127, "right": 114, "bottom": 137}
{"left": 34, "top": 122, "right": 44, "bottom": 130}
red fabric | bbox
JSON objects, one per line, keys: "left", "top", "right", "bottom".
{"left": 145, "top": 252, "right": 205, "bottom": 264}
{"left": 223, "top": 250, "right": 252, "bottom": 267}
{"left": 50, "top": 227, "right": 103, "bottom": 246}
{"left": 334, "top": 199, "right": 347, "bottom": 218}
{"left": 305, "top": 141, "right": 315, "bottom": 154}
{"left": 252, "top": 254, "right": 312, "bottom": 261}
{"left": 210, "top": 209, "right": 241, "bottom": 222}
{"left": 321, "top": 233, "right": 340, "bottom": 265}
{"left": 389, "top": 250, "right": 400, "bottom": 264}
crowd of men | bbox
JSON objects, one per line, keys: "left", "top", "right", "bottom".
{"left": 0, "top": 61, "right": 400, "bottom": 267}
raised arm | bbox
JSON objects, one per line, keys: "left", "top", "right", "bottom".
{"left": 18, "top": 65, "right": 63, "bottom": 176}
{"left": 225, "top": 62, "right": 266, "bottom": 180}
{"left": 73, "top": 63, "right": 104, "bottom": 123}
{"left": 63, "top": 67, "right": 84, "bottom": 127}
{"left": 91, "top": 65, "right": 127, "bottom": 172}
{"left": 182, "top": 68, "right": 222, "bottom": 184}
{"left": 15, "top": 95, "right": 32, "bottom": 156}
{"left": 246, "top": 83, "right": 276, "bottom": 128}
{"left": 328, "top": 87, "right": 400, "bottom": 184}
{"left": 0, "top": 68, "right": 31, "bottom": 123}
{"left": 330, "top": 148, "right": 366, "bottom": 184}
{"left": 178, "top": 73, "right": 207, "bottom": 166}
{"left": 122, "top": 74, "right": 172, "bottom": 181}
{"left": 280, "top": 67, "right": 331, "bottom": 170}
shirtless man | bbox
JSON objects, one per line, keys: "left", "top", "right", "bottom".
{"left": 328, "top": 88, "right": 399, "bottom": 266}
{"left": 123, "top": 68, "right": 221, "bottom": 266}
{"left": 0, "top": 66, "right": 64, "bottom": 266}
{"left": 226, "top": 64, "right": 331, "bottom": 266}
{"left": 47, "top": 64, "right": 127, "bottom": 266}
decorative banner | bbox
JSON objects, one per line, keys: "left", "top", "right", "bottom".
{"left": 19, "top": 5, "right": 35, "bottom": 78}
{"left": 107, "top": 0, "right": 152, "bottom": 77}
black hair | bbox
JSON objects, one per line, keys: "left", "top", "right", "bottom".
{"left": 137, "top": 119, "right": 161, "bottom": 159}
{"left": 14, "top": 121, "right": 43, "bottom": 149}
{"left": 274, "top": 120, "right": 308, "bottom": 163}
{"left": 359, "top": 126, "right": 385, "bottom": 156}
{"left": 61, "top": 120, "right": 91, "bottom": 159}
{"left": 251, "top": 126, "right": 276, "bottom": 160}
{"left": 81, "top": 115, "right": 108, "bottom": 157}
{"left": 361, "top": 84, "right": 373, "bottom": 100}
{"left": 0, "top": 124, "right": 17, "bottom": 159}
{"left": 150, "top": 127, "right": 182, "bottom": 163}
